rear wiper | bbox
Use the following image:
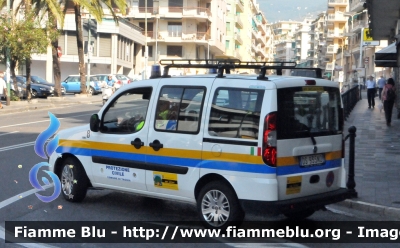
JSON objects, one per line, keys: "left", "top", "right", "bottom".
{"left": 306, "top": 127, "right": 318, "bottom": 153}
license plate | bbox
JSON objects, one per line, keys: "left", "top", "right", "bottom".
{"left": 300, "top": 154, "right": 325, "bottom": 167}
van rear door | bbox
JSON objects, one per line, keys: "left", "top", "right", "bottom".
{"left": 275, "top": 86, "right": 344, "bottom": 200}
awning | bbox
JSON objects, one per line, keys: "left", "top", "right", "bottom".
{"left": 374, "top": 42, "right": 397, "bottom": 67}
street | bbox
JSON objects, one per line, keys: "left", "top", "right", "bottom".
{"left": 0, "top": 102, "right": 398, "bottom": 248}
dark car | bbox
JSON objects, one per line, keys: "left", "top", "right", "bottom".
{"left": 27, "top": 75, "right": 66, "bottom": 95}
{"left": 9, "top": 76, "right": 52, "bottom": 98}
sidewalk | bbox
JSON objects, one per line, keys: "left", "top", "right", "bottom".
{"left": 339, "top": 90, "right": 400, "bottom": 219}
{"left": 1, "top": 91, "right": 400, "bottom": 219}
{"left": 0, "top": 94, "right": 102, "bottom": 115}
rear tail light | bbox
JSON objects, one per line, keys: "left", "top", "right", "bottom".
{"left": 128, "top": 80, "right": 131, "bottom": 84}
{"left": 262, "top": 112, "right": 277, "bottom": 166}
{"left": 116, "top": 80, "right": 122, "bottom": 85}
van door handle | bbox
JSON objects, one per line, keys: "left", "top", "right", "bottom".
{"left": 149, "top": 140, "right": 163, "bottom": 151}
{"left": 131, "top": 138, "right": 144, "bottom": 149}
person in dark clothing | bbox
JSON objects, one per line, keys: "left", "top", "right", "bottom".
{"left": 381, "top": 78, "right": 396, "bottom": 127}
{"left": 366, "top": 76, "right": 376, "bottom": 108}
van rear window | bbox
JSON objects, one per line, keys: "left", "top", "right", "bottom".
{"left": 277, "top": 87, "right": 342, "bottom": 140}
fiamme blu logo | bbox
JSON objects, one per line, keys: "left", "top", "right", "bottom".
{"left": 29, "top": 112, "right": 61, "bottom": 203}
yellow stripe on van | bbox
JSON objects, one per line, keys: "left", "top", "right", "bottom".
{"left": 58, "top": 139, "right": 264, "bottom": 164}
{"left": 277, "top": 150, "right": 342, "bottom": 166}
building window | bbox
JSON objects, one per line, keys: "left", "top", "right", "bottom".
{"left": 167, "top": 46, "right": 182, "bottom": 57}
{"left": 142, "top": 45, "right": 153, "bottom": 57}
{"left": 226, "top": 22, "right": 231, "bottom": 32}
{"left": 168, "top": 22, "right": 182, "bottom": 37}
{"left": 226, "top": 40, "right": 230, "bottom": 50}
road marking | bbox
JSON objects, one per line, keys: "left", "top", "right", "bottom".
{"left": 0, "top": 141, "right": 35, "bottom": 153}
{"left": 0, "top": 131, "right": 19, "bottom": 136}
{"left": 0, "top": 113, "right": 91, "bottom": 129}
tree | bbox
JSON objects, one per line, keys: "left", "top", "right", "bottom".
{"left": 31, "top": 0, "right": 64, "bottom": 97}
{"left": 64, "top": 0, "right": 127, "bottom": 94}
{"left": 0, "top": 9, "right": 56, "bottom": 100}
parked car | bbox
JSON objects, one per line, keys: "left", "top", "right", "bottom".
{"left": 61, "top": 75, "right": 102, "bottom": 95}
{"left": 95, "top": 74, "right": 132, "bottom": 90}
{"left": 18, "top": 76, "right": 53, "bottom": 98}
{"left": 27, "top": 75, "right": 66, "bottom": 95}
{"left": 5, "top": 76, "right": 52, "bottom": 98}
{"left": 4, "top": 76, "right": 26, "bottom": 99}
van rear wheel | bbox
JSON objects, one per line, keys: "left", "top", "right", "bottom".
{"left": 283, "top": 209, "right": 315, "bottom": 220}
{"left": 197, "top": 181, "right": 244, "bottom": 229}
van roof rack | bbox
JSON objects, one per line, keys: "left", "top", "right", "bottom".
{"left": 156, "top": 59, "right": 322, "bottom": 80}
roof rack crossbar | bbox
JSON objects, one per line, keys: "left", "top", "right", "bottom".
{"left": 157, "top": 59, "right": 306, "bottom": 78}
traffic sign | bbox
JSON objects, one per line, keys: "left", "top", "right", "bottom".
{"left": 363, "top": 28, "right": 373, "bottom": 41}
{"left": 364, "top": 57, "right": 369, "bottom": 64}
{"left": 363, "top": 41, "right": 380, "bottom": 46}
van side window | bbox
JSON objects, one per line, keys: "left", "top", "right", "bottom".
{"left": 155, "top": 86, "right": 205, "bottom": 134}
{"left": 101, "top": 87, "right": 152, "bottom": 134}
{"left": 208, "top": 88, "right": 263, "bottom": 139}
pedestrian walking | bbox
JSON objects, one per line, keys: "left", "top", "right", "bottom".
{"left": 0, "top": 71, "right": 7, "bottom": 109}
{"left": 381, "top": 78, "right": 397, "bottom": 126}
{"left": 377, "top": 75, "right": 386, "bottom": 100}
{"left": 366, "top": 75, "right": 376, "bottom": 109}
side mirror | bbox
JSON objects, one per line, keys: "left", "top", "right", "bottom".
{"left": 90, "top": 114, "right": 100, "bottom": 132}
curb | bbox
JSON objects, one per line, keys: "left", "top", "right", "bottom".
{"left": 335, "top": 200, "right": 400, "bottom": 220}
{"left": 0, "top": 100, "right": 101, "bottom": 115}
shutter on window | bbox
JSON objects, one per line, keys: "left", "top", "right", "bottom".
{"left": 67, "top": 31, "right": 78, "bottom": 55}
{"left": 99, "top": 33, "right": 111, "bottom": 57}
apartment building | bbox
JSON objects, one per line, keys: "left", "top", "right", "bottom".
{"left": 224, "top": 0, "right": 245, "bottom": 61}
{"left": 271, "top": 20, "right": 300, "bottom": 75}
{"left": 31, "top": 9, "right": 146, "bottom": 82}
{"left": 293, "top": 19, "right": 312, "bottom": 66}
{"left": 128, "top": 0, "right": 226, "bottom": 75}
{"left": 341, "top": 0, "right": 388, "bottom": 86}
{"left": 26, "top": 0, "right": 277, "bottom": 81}
{"left": 307, "top": 13, "right": 327, "bottom": 69}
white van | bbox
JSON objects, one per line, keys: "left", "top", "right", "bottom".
{"left": 49, "top": 60, "right": 349, "bottom": 228}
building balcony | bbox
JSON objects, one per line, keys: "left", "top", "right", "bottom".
{"left": 131, "top": 6, "right": 212, "bottom": 22}
{"left": 349, "top": 0, "right": 365, "bottom": 12}
{"left": 235, "top": 49, "right": 242, "bottom": 60}
{"left": 326, "top": 63, "right": 334, "bottom": 71}
{"left": 235, "top": 15, "right": 243, "bottom": 29}
{"left": 236, "top": 0, "right": 244, "bottom": 13}
{"left": 350, "top": 20, "right": 368, "bottom": 33}
{"left": 328, "top": 0, "right": 348, "bottom": 7}
{"left": 327, "top": 13, "right": 347, "bottom": 22}
{"left": 234, "top": 33, "right": 243, "bottom": 45}
{"left": 154, "top": 31, "right": 210, "bottom": 42}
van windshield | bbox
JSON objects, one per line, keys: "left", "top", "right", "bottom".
{"left": 277, "top": 86, "right": 342, "bottom": 140}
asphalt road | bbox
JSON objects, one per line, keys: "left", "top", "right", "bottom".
{"left": 0, "top": 103, "right": 399, "bottom": 248}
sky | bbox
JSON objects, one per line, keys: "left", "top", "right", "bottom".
{"left": 258, "top": 0, "right": 328, "bottom": 23}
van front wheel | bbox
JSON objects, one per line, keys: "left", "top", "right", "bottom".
{"left": 283, "top": 209, "right": 315, "bottom": 220}
{"left": 197, "top": 181, "right": 244, "bottom": 229}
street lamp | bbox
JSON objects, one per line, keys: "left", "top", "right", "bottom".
{"left": 5, "top": 0, "right": 10, "bottom": 106}
{"left": 144, "top": 0, "right": 148, "bottom": 79}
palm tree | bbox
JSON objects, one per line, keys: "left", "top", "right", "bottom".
{"left": 31, "top": 0, "right": 64, "bottom": 97}
{"left": 65, "top": 0, "right": 127, "bottom": 94}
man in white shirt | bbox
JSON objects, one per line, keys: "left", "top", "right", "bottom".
{"left": 366, "top": 75, "right": 376, "bottom": 109}
{"left": 0, "top": 71, "right": 6, "bottom": 108}
{"left": 377, "top": 75, "right": 386, "bottom": 100}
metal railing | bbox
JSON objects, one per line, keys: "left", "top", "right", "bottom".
{"left": 341, "top": 85, "right": 360, "bottom": 120}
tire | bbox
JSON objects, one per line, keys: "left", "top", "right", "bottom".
{"left": 58, "top": 157, "right": 89, "bottom": 202}
{"left": 197, "top": 181, "right": 244, "bottom": 229}
{"left": 102, "top": 99, "right": 107, "bottom": 105}
{"left": 31, "top": 90, "right": 37, "bottom": 98}
{"left": 88, "top": 87, "right": 94, "bottom": 95}
{"left": 283, "top": 209, "right": 315, "bottom": 220}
